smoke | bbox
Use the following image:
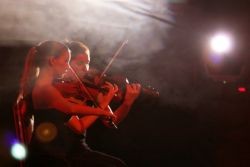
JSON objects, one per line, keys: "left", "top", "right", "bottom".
{"left": 0, "top": 0, "right": 173, "bottom": 63}
{"left": 2, "top": 0, "right": 203, "bottom": 108}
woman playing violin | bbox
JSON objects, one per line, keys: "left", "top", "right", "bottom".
{"left": 53, "top": 41, "right": 141, "bottom": 167}
{"left": 18, "top": 41, "right": 119, "bottom": 167}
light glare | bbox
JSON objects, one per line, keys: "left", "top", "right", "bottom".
{"left": 10, "top": 143, "right": 27, "bottom": 160}
{"left": 210, "top": 33, "right": 232, "bottom": 54}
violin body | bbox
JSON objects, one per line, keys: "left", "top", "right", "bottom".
{"left": 54, "top": 68, "right": 159, "bottom": 105}
{"left": 84, "top": 70, "right": 160, "bottom": 102}
{"left": 53, "top": 78, "right": 118, "bottom": 129}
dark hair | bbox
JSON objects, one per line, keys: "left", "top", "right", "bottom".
{"left": 66, "top": 41, "right": 89, "bottom": 59}
{"left": 20, "top": 40, "right": 69, "bottom": 96}
{"left": 35, "top": 41, "right": 69, "bottom": 66}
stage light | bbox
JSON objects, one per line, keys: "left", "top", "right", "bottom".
{"left": 10, "top": 142, "right": 27, "bottom": 160}
{"left": 238, "top": 87, "right": 246, "bottom": 93}
{"left": 210, "top": 33, "right": 232, "bottom": 54}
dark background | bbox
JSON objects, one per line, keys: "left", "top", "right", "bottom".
{"left": 1, "top": 0, "right": 250, "bottom": 166}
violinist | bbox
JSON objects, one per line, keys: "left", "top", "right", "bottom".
{"left": 17, "top": 41, "right": 116, "bottom": 167}
{"left": 53, "top": 41, "right": 141, "bottom": 167}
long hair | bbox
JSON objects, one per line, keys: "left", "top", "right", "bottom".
{"left": 13, "top": 41, "right": 68, "bottom": 147}
{"left": 19, "top": 41, "right": 69, "bottom": 98}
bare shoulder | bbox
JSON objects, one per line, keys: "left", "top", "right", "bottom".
{"left": 33, "top": 84, "right": 57, "bottom": 96}
{"left": 32, "top": 84, "right": 61, "bottom": 109}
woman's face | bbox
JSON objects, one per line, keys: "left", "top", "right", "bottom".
{"left": 70, "top": 50, "right": 90, "bottom": 74}
{"left": 51, "top": 49, "right": 71, "bottom": 75}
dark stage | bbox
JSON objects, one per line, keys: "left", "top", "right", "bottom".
{"left": 1, "top": 0, "right": 250, "bottom": 166}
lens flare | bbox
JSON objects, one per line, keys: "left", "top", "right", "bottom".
{"left": 10, "top": 142, "right": 27, "bottom": 160}
{"left": 35, "top": 122, "right": 58, "bottom": 142}
{"left": 210, "top": 33, "right": 232, "bottom": 54}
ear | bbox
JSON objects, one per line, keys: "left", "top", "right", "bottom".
{"left": 49, "top": 57, "right": 56, "bottom": 66}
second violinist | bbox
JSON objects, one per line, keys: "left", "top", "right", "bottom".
{"left": 54, "top": 41, "right": 141, "bottom": 167}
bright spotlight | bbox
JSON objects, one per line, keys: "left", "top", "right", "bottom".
{"left": 10, "top": 143, "right": 27, "bottom": 160}
{"left": 210, "top": 33, "right": 232, "bottom": 54}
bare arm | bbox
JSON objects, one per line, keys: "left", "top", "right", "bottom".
{"left": 66, "top": 83, "right": 141, "bottom": 133}
{"left": 66, "top": 81, "right": 117, "bottom": 133}
{"left": 109, "top": 83, "right": 141, "bottom": 125}
{"left": 66, "top": 115, "right": 98, "bottom": 134}
{"left": 90, "top": 83, "right": 141, "bottom": 128}
{"left": 32, "top": 85, "right": 114, "bottom": 118}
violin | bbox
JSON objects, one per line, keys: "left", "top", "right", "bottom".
{"left": 54, "top": 68, "right": 119, "bottom": 129}
{"left": 54, "top": 39, "right": 159, "bottom": 128}
{"left": 82, "top": 69, "right": 160, "bottom": 103}
{"left": 54, "top": 67, "right": 159, "bottom": 105}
